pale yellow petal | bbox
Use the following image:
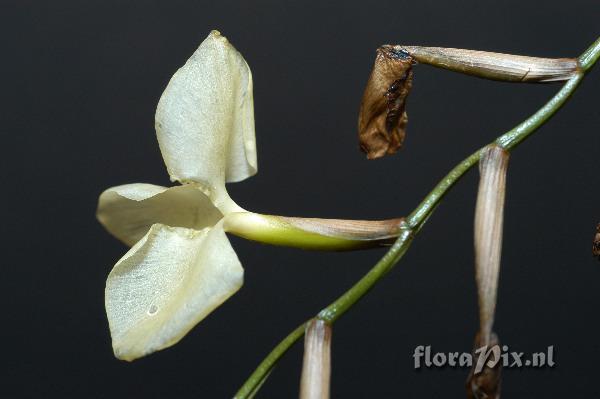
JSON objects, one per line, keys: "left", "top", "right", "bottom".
{"left": 155, "top": 30, "right": 257, "bottom": 193}
{"left": 105, "top": 222, "right": 243, "bottom": 361}
{"left": 96, "top": 183, "right": 222, "bottom": 246}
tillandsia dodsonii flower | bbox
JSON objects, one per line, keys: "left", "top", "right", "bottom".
{"left": 97, "top": 30, "right": 404, "bottom": 361}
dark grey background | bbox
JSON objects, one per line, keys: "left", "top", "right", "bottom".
{"left": 2, "top": 0, "right": 599, "bottom": 397}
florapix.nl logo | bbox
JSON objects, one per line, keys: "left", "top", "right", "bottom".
{"left": 413, "top": 345, "right": 555, "bottom": 374}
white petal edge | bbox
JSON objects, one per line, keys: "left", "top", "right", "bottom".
{"left": 105, "top": 222, "right": 243, "bottom": 361}
{"left": 155, "top": 30, "right": 257, "bottom": 192}
{"left": 97, "top": 183, "right": 223, "bottom": 246}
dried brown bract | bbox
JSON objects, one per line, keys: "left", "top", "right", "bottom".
{"left": 401, "top": 46, "right": 579, "bottom": 82}
{"left": 466, "top": 332, "right": 502, "bottom": 399}
{"left": 300, "top": 320, "right": 332, "bottom": 399}
{"left": 467, "top": 146, "right": 508, "bottom": 399}
{"left": 358, "top": 45, "right": 414, "bottom": 159}
{"left": 593, "top": 223, "right": 600, "bottom": 259}
{"left": 474, "top": 146, "right": 509, "bottom": 343}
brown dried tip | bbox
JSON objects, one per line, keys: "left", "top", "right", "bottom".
{"left": 593, "top": 223, "right": 600, "bottom": 259}
{"left": 358, "top": 45, "right": 414, "bottom": 159}
{"left": 466, "top": 332, "right": 502, "bottom": 399}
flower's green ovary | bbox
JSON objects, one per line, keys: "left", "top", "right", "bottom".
{"left": 224, "top": 213, "right": 383, "bottom": 251}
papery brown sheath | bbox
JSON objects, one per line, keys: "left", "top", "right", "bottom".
{"left": 358, "top": 46, "right": 414, "bottom": 159}
{"left": 300, "top": 320, "right": 332, "bottom": 399}
{"left": 400, "top": 46, "right": 578, "bottom": 82}
{"left": 473, "top": 146, "right": 509, "bottom": 344}
{"left": 466, "top": 145, "right": 509, "bottom": 399}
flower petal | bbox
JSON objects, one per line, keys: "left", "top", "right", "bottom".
{"left": 105, "top": 222, "right": 243, "bottom": 361}
{"left": 97, "top": 183, "right": 222, "bottom": 246}
{"left": 155, "top": 30, "right": 257, "bottom": 191}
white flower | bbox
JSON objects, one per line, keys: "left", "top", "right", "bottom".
{"left": 97, "top": 30, "right": 255, "bottom": 361}
{"left": 97, "top": 30, "right": 401, "bottom": 362}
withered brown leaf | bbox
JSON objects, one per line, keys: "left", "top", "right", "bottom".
{"left": 593, "top": 223, "right": 600, "bottom": 259}
{"left": 358, "top": 45, "right": 414, "bottom": 159}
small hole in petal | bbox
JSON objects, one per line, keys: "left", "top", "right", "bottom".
{"left": 148, "top": 304, "right": 159, "bottom": 315}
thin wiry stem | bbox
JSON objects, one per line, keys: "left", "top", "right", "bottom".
{"left": 234, "top": 322, "right": 307, "bottom": 399}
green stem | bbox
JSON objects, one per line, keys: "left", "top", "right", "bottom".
{"left": 406, "top": 71, "right": 584, "bottom": 229}
{"left": 317, "top": 227, "right": 413, "bottom": 322}
{"left": 234, "top": 322, "right": 308, "bottom": 399}
{"left": 579, "top": 36, "right": 600, "bottom": 72}
{"left": 234, "top": 37, "right": 599, "bottom": 398}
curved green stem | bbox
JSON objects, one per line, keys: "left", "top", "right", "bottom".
{"left": 317, "top": 227, "right": 413, "bottom": 322}
{"left": 406, "top": 70, "right": 584, "bottom": 229}
{"left": 579, "top": 36, "right": 600, "bottom": 72}
{"left": 234, "top": 37, "right": 599, "bottom": 398}
{"left": 233, "top": 322, "right": 307, "bottom": 399}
